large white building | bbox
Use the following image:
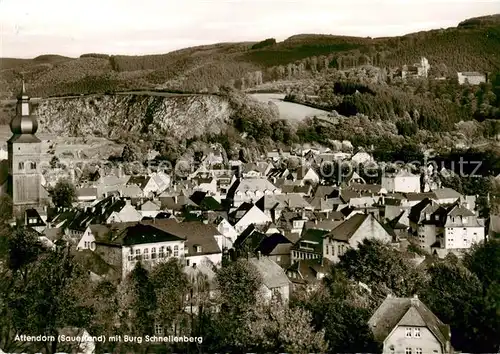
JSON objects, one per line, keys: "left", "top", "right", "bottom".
{"left": 382, "top": 170, "right": 420, "bottom": 194}
{"left": 409, "top": 199, "right": 485, "bottom": 257}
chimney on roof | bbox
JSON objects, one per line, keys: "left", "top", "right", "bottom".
{"left": 411, "top": 294, "right": 419, "bottom": 305}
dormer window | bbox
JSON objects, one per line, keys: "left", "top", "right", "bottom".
{"left": 195, "top": 245, "right": 202, "bottom": 253}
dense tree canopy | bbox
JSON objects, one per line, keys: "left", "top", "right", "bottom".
{"left": 49, "top": 178, "right": 77, "bottom": 209}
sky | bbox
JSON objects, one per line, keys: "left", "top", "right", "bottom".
{"left": 0, "top": 0, "right": 499, "bottom": 58}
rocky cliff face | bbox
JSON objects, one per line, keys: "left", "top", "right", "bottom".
{"left": 35, "top": 93, "right": 233, "bottom": 141}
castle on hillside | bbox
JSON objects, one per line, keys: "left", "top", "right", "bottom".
{"left": 0, "top": 81, "right": 43, "bottom": 218}
{"left": 401, "top": 57, "right": 430, "bottom": 79}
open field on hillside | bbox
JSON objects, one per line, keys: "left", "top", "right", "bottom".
{"left": 250, "top": 93, "right": 330, "bottom": 122}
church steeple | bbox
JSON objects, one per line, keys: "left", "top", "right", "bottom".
{"left": 10, "top": 79, "right": 38, "bottom": 135}
{"left": 7, "top": 79, "right": 42, "bottom": 219}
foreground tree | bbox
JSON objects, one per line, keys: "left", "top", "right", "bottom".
{"left": 337, "top": 238, "right": 425, "bottom": 299}
{"left": 89, "top": 280, "right": 122, "bottom": 353}
{"left": 150, "top": 259, "right": 189, "bottom": 337}
{"left": 248, "top": 299, "right": 329, "bottom": 353}
{"left": 5, "top": 241, "right": 93, "bottom": 353}
{"left": 0, "top": 194, "right": 13, "bottom": 222}
{"left": 201, "top": 259, "right": 263, "bottom": 352}
{"left": 295, "top": 269, "right": 380, "bottom": 353}
{"left": 421, "top": 258, "right": 499, "bottom": 353}
{"left": 120, "top": 262, "right": 156, "bottom": 336}
{"left": 49, "top": 178, "right": 77, "bottom": 209}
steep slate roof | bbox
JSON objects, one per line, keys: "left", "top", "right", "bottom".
{"left": 368, "top": 295, "right": 451, "bottom": 347}
{"left": 408, "top": 198, "right": 437, "bottom": 223}
{"left": 25, "top": 208, "right": 46, "bottom": 227}
{"left": 108, "top": 223, "right": 184, "bottom": 246}
{"left": 256, "top": 233, "right": 292, "bottom": 255}
{"left": 326, "top": 213, "right": 369, "bottom": 242}
{"left": 127, "top": 176, "right": 149, "bottom": 189}
{"left": 287, "top": 258, "right": 329, "bottom": 284}
{"left": 294, "top": 228, "right": 328, "bottom": 254}
{"left": 433, "top": 187, "right": 462, "bottom": 200}
{"left": 248, "top": 256, "right": 291, "bottom": 289}
{"left": 234, "top": 224, "right": 268, "bottom": 251}
{"left": 155, "top": 220, "right": 221, "bottom": 256}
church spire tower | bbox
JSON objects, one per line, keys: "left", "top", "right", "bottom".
{"left": 7, "top": 79, "right": 42, "bottom": 217}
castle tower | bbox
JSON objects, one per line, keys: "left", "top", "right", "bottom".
{"left": 7, "top": 80, "right": 42, "bottom": 217}
{"left": 420, "top": 57, "right": 430, "bottom": 77}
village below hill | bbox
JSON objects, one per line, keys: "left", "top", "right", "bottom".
{"left": 1, "top": 13, "right": 500, "bottom": 354}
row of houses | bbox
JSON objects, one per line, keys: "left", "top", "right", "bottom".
{"left": 15, "top": 146, "right": 488, "bottom": 354}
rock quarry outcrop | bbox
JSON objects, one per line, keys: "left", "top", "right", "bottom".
{"left": 35, "top": 93, "right": 234, "bottom": 141}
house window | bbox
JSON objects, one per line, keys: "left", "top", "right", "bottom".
{"left": 405, "top": 348, "right": 412, "bottom": 354}
{"left": 135, "top": 249, "right": 141, "bottom": 261}
{"left": 416, "top": 349, "right": 422, "bottom": 354}
{"left": 159, "top": 247, "right": 165, "bottom": 258}
{"left": 405, "top": 327, "right": 412, "bottom": 337}
{"left": 30, "top": 162, "right": 36, "bottom": 170}
{"left": 155, "top": 324, "right": 164, "bottom": 336}
{"left": 151, "top": 247, "right": 156, "bottom": 259}
{"left": 413, "top": 328, "right": 420, "bottom": 338}
{"left": 18, "top": 162, "right": 24, "bottom": 170}
{"left": 143, "top": 248, "right": 149, "bottom": 260}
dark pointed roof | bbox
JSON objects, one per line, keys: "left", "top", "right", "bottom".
{"left": 369, "top": 295, "right": 451, "bottom": 347}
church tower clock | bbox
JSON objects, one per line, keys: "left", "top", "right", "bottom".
{"left": 7, "top": 81, "right": 42, "bottom": 217}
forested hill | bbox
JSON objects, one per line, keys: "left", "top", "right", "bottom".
{"left": 0, "top": 14, "right": 499, "bottom": 98}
